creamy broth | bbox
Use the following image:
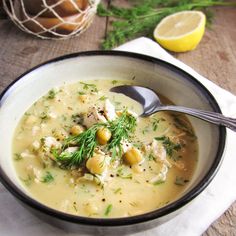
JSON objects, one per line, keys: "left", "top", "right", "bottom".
{"left": 13, "top": 79, "right": 198, "bottom": 218}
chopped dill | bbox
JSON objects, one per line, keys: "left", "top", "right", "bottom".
{"left": 40, "top": 111, "right": 48, "bottom": 121}
{"left": 142, "top": 126, "right": 150, "bottom": 135}
{"left": 120, "top": 173, "right": 132, "bottom": 180}
{"left": 153, "top": 180, "right": 165, "bottom": 185}
{"left": 78, "top": 91, "right": 86, "bottom": 95}
{"left": 14, "top": 153, "right": 22, "bottom": 161}
{"left": 24, "top": 112, "right": 31, "bottom": 116}
{"left": 114, "top": 187, "right": 122, "bottom": 194}
{"left": 152, "top": 117, "right": 165, "bottom": 131}
{"left": 111, "top": 80, "right": 118, "bottom": 85}
{"left": 104, "top": 204, "right": 113, "bottom": 216}
{"left": 155, "top": 136, "right": 181, "bottom": 157}
{"left": 98, "top": 95, "right": 108, "bottom": 101}
{"left": 41, "top": 171, "right": 54, "bottom": 183}
{"left": 80, "top": 82, "right": 98, "bottom": 92}
{"left": 47, "top": 89, "right": 56, "bottom": 99}
{"left": 20, "top": 175, "right": 32, "bottom": 186}
{"left": 147, "top": 153, "right": 155, "bottom": 161}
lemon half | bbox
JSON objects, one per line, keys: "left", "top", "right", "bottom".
{"left": 154, "top": 11, "right": 206, "bottom": 52}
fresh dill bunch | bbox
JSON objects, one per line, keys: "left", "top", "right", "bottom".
{"left": 97, "top": 0, "right": 236, "bottom": 50}
{"left": 55, "top": 110, "right": 137, "bottom": 168}
{"left": 55, "top": 123, "right": 103, "bottom": 168}
{"left": 107, "top": 111, "right": 137, "bottom": 158}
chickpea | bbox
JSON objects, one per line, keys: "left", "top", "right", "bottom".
{"left": 123, "top": 147, "right": 143, "bottom": 166}
{"left": 96, "top": 127, "right": 111, "bottom": 145}
{"left": 70, "top": 125, "right": 84, "bottom": 135}
{"left": 86, "top": 154, "right": 106, "bottom": 175}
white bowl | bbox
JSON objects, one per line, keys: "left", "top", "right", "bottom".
{"left": 0, "top": 51, "right": 226, "bottom": 234}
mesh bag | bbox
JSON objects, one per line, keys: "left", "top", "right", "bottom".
{"left": 3, "top": 0, "right": 100, "bottom": 39}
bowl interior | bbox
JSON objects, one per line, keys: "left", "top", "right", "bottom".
{"left": 0, "top": 52, "right": 224, "bottom": 217}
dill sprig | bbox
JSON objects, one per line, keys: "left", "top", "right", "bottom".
{"left": 97, "top": 0, "right": 236, "bottom": 49}
{"left": 107, "top": 111, "right": 137, "bottom": 158}
{"left": 55, "top": 110, "right": 137, "bottom": 168}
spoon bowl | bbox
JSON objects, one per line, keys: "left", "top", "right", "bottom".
{"left": 110, "top": 85, "right": 236, "bottom": 132}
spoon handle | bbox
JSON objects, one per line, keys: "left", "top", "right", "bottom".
{"left": 149, "top": 105, "right": 236, "bottom": 132}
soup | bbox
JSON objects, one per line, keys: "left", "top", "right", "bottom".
{"left": 13, "top": 79, "right": 198, "bottom": 218}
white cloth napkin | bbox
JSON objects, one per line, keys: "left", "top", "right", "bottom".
{"left": 0, "top": 37, "right": 236, "bottom": 236}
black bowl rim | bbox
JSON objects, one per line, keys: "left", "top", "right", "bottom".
{"left": 0, "top": 50, "right": 226, "bottom": 227}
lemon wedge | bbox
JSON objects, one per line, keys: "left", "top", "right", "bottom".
{"left": 154, "top": 11, "right": 206, "bottom": 52}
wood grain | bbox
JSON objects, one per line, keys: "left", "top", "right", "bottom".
{"left": 0, "top": 1, "right": 236, "bottom": 235}
{"left": 0, "top": 13, "right": 107, "bottom": 93}
{"left": 175, "top": 7, "right": 236, "bottom": 96}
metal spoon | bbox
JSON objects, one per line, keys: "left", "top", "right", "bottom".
{"left": 110, "top": 85, "right": 236, "bottom": 132}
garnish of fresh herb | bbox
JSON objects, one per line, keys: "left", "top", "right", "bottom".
{"left": 20, "top": 175, "right": 32, "bottom": 186}
{"left": 152, "top": 117, "right": 165, "bottom": 131}
{"left": 155, "top": 136, "right": 181, "bottom": 157}
{"left": 153, "top": 180, "right": 165, "bottom": 185}
{"left": 47, "top": 89, "right": 56, "bottom": 99}
{"left": 107, "top": 110, "right": 137, "bottom": 159}
{"left": 71, "top": 113, "right": 84, "bottom": 124}
{"left": 14, "top": 153, "right": 22, "bottom": 161}
{"left": 40, "top": 111, "right": 48, "bottom": 121}
{"left": 54, "top": 110, "right": 137, "bottom": 168}
{"left": 116, "top": 167, "right": 133, "bottom": 179}
{"left": 41, "top": 171, "right": 54, "bottom": 183}
{"left": 78, "top": 91, "right": 86, "bottom": 95}
{"left": 98, "top": 95, "right": 108, "bottom": 101}
{"left": 175, "top": 176, "right": 189, "bottom": 186}
{"left": 104, "top": 204, "right": 113, "bottom": 216}
{"left": 97, "top": 0, "right": 236, "bottom": 49}
{"left": 111, "top": 80, "right": 118, "bottom": 85}
{"left": 114, "top": 187, "right": 122, "bottom": 194}
{"left": 80, "top": 82, "right": 98, "bottom": 93}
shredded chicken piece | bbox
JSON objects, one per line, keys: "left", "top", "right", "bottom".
{"left": 48, "top": 112, "right": 57, "bottom": 119}
{"left": 121, "top": 140, "right": 132, "bottom": 153}
{"left": 144, "top": 139, "right": 171, "bottom": 167}
{"left": 43, "top": 137, "right": 61, "bottom": 150}
{"left": 151, "top": 139, "right": 167, "bottom": 162}
{"left": 149, "top": 164, "right": 169, "bottom": 183}
{"left": 32, "top": 140, "right": 41, "bottom": 150}
{"left": 20, "top": 149, "right": 36, "bottom": 159}
{"left": 32, "top": 126, "right": 40, "bottom": 136}
{"left": 38, "top": 136, "right": 61, "bottom": 164}
{"left": 104, "top": 99, "right": 117, "bottom": 121}
{"left": 83, "top": 106, "right": 107, "bottom": 128}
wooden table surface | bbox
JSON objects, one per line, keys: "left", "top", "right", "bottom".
{"left": 0, "top": 1, "right": 235, "bottom": 235}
